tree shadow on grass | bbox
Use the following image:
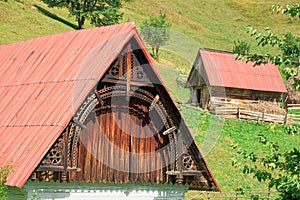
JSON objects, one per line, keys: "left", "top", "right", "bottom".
{"left": 34, "top": 4, "right": 78, "bottom": 30}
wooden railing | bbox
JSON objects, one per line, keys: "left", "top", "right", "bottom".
{"left": 212, "top": 107, "right": 286, "bottom": 124}
{"left": 287, "top": 104, "right": 300, "bottom": 125}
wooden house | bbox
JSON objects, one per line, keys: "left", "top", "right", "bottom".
{"left": 0, "top": 23, "right": 220, "bottom": 198}
{"left": 186, "top": 49, "right": 287, "bottom": 109}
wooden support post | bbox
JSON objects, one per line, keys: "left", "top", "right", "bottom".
{"left": 126, "top": 44, "right": 132, "bottom": 100}
{"left": 237, "top": 107, "right": 240, "bottom": 119}
{"left": 262, "top": 111, "right": 265, "bottom": 122}
{"left": 176, "top": 130, "right": 183, "bottom": 184}
{"left": 284, "top": 112, "right": 288, "bottom": 124}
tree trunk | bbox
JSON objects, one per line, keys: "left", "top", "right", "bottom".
{"left": 155, "top": 47, "right": 159, "bottom": 59}
{"left": 77, "top": 16, "right": 85, "bottom": 30}
{"left": 151, "top": 47, "right": 155, "bottom": 57}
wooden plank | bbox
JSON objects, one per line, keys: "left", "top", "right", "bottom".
{"left": 109, "top": 111, "right": 115, "bottom": 182}
{"left": 288, "top": 107, "right": 300, "bottom": 110}
{"left": 288, "top": 104, "right": 300, "bottom": 107}
{"left": 126, "top": 44, "right": 131, "bottom": 97}
{"left": 98, "top": 111, "right": 105, "bottom": 182}
{"left": 145, "top": 112, "right": 151, "bottom": 182}
{"left": 83, "top": 122, "right": 92, "bottom": 182}
{"left": 101, "top": 111, "right": 109, "bottom": 183}
{"left": 119, "top": 55, "right": 123, "bottom": 78}
{"left": 78, "top": 136, "right": 85, "bottom": 182}
{"left": 133, "top": 103, "right": 140, "bottom": 182}
{"left": 119, "top": 107, "right": 125, "bottom": 182}
{"left": 91, "top": 120, "right": 98, "bottom": 182}
{"left": 140, "top": 114, "right": 146, "bottom": 182}
{"left": 124, "top": 111, "right": 130, "bottom": 183}
{"left": 149, "top": 126, "right": 155, "bottom": 184}
{"left": 114, "top": 109, "right": 120, "bottom": 183}
{"left": 95, "top": 116, "right": 102, "bottom": 183}
{"left": 102, "top": 78, "right": 153, "bottom": 87}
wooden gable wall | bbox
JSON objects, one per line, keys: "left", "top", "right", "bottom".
{"left": 30, "top": 38, "right": 215, "bottom": 190}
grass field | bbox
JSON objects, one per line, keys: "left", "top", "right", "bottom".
{"left": 1, "top": 0, "right": 300, "bottom": 199}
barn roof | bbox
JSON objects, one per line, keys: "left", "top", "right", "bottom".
{"left": 187, "top": 48, "right": 287, "bottom": 93}
{"left": 0, "top": 23, "right": 219, "bottom": 190}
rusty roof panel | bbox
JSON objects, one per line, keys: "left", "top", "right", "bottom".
{"left": 0, "top": 23, "right": 137, "bottom": 187}
{"left": 199, "top": 49, "right": 287, "bottom": 92}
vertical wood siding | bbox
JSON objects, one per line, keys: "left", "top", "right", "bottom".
{"left": 69, "top": 99, "right": 170, "bottom": 183}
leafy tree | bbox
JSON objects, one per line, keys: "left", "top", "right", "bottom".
{"left": 232, "top": 134, "right": 300, "bottom": 200}
{"left": 272, "top": 4, "right": 300, "bottom": 18}
{"left": 233, "top": 39, "right": 250, "bottom": 55}
{"left": 140, "top": 13, "right": 171, "bottom": 59}
{"left": 0, "top": 165, "right": 11, "bottom": 200}
{"left": 235, "top": 4, "right": 300, "bottom": 89}
{"left": 42, "top": 0, "right": 131, "bottom": 29}
{"left": 232, "top": 4, "right": 300, "bottom": 200}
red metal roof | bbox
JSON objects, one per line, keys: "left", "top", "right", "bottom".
{"left": 0, "top": 23, "right": 138, "bottom": 187}
{"left": 0, "top": 23, "right": 220, "bottom": 191}
{"left": 199, "top": 49, "right": 287, "bottom": 92}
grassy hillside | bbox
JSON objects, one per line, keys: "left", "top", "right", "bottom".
{"left": 1, "top": 0, "right": 299, "bottom": 71}
{"left": 122, "top": 0, "right": 299, "bottom": 54}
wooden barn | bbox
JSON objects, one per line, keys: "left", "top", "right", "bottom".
{"left": 186, "top": 48, "right": 287, "bottom": 109}
{"left": 0, "top": 23, "right": 219, "bottom": 199}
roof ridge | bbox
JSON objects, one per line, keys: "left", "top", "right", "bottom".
{"left": 200, "top": 47, "right": 235, "bottom": 55}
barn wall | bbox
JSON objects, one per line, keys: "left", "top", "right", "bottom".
{"left": 190, "top": 85, "right": 283, "bottom": 109}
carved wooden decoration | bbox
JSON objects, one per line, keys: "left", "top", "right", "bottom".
{"left": 32, "top": 43, "right": 208, "bottom": 189}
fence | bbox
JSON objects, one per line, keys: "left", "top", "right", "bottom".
{"left": 187, "top": 188, "right": 278, "bottom": 200}
{"left": 209, "top": 98, "right": 300, "bottom": 125}
{"left": 212, "top": 107, "right": 286, "bottom": 124}
{"left": 287, "top": 104, "right": 300, "bottom": 125}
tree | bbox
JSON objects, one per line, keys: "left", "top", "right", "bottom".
{"left": 42, "top": 0, "right": 131, "bottom": 29}
{"left": 0, "top": 165, "right": 11, "bottom": 200}
{"left": 233, "top": 40, "right": 251, "bottom": 55}
{"left": 232, "top": 4, "right": 300, "bottom": 200}
{"left": 235, "top": 4, "right": 300, "bottom": 89}
{"left": 232, "top": 134, "right": 300, "bottom": 200}
{"left": 140, "top": 13, "right": 171, "bottom": 59}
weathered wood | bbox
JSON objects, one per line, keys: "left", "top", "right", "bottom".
{"left": 166, "top": 170, "right": 203, "bottom": 176}
{"left": 124, "top": 111, "right": 130, "bottom": 183}
{"left": 126, "top": 44, "right": 131, "bottom": 97}
{"left": 102, "top": 78, "right": 153, "bottom": 87}
{"left": 36, "top": 166, "right": 80, "bottom": 172}
{"left": 176, "top": 130, "right": 183, "bottom": 184}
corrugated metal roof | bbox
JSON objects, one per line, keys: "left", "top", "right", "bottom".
{"left": 0, "top": 23, "right": 220, "bottom": 191}
{"left": 199, "top": 49, "right": 287, "bottom": 92}
{"left": 0, "top": 23, "right": 137, "bottom": 187}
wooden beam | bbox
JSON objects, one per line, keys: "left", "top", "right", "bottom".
{"left": 36, "top": 166, "right": 81, "bottom": 172}
{"left": 102, "top": 78, "right": 153, "bottom": 87}
{"left": 176, "top": 130, "right": 183, "bottom": 184}
{"left": 162, "top": 126, "right": 176, "bottom": 135}
{"left": 166, "top": 170, "right": 204, "bottom": 176}
{"left": 119, "top": 55, "right": 123, "bottom": 79}
{"left": 149, "top": 95, "right": 160, "bottom": 111}
{"left": 126, "top": 44, "right": 132, "bottom": 99}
